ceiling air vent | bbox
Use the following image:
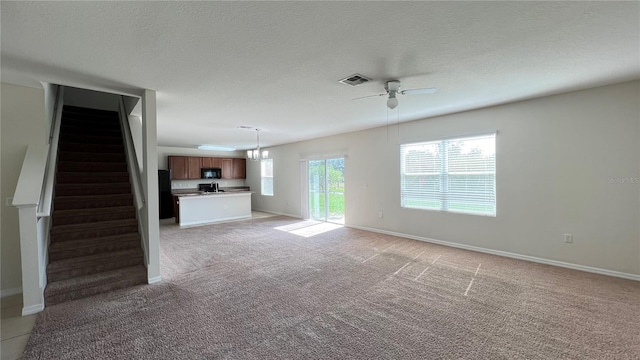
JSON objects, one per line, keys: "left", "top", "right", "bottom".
{"left": 338, "top": 73, "right": 371, "bottom": 86}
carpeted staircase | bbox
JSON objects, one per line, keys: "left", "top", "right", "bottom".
{"left": 45, "top": 105, "right": 147, "bottom": 306}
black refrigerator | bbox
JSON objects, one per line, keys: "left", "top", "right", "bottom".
{"left": 158, "top": 170, "right": 173, "bottom": 219}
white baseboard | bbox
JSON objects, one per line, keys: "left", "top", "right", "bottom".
{"left": 1, "top": 287, "right": 23, "bottom": 298}
{"left": 148, "top": 276, "right": 162, "bottom": 284}
{"left": 22, "top": 303, "right": 44, "bottom": 316}
{"left": 252, "top": 208, "right": 301, "bottom": 219}
{"left": 179, "top": 215, "right": 252, "bottom": 227}
{"left": 348, "top": 225, "right": 640, "bottom": 281}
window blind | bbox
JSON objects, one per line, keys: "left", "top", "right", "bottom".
{"left": 400, "top": 133, "right": 496, "bottom": 216}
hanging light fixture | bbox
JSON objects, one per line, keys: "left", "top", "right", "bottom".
{"left": 246, "top": 128, "right": 269, "bottom": 161}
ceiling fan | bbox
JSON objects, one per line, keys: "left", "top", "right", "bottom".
{"left": 353, "top": 80, "right": 437, "bottom": 109}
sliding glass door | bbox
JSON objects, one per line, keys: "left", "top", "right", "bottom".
{"left": 308, "top": 158, "right": 345, "bottom": 224}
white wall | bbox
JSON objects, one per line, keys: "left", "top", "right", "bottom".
{"left": 248, "top": 81, "right": 640, "bottom": 276}
{"left": 64, "top": 86, "right": 119, "bottom": 111}
{"left": 157, "top": 146, "right": 247, "bottom": 189}
{"left": 1, "top": 83, "right": 48, "bottom": 295}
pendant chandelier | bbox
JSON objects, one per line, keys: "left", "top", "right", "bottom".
{"left": 246, "top": 128, "right": 269, "bottom": 161}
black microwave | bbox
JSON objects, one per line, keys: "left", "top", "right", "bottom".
{"left": 201, "top": 168, "right": 222, "bottom": 179}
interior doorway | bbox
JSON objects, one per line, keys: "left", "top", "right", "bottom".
{"left": 308, "top": 158, "right": 345, "bottom": 224}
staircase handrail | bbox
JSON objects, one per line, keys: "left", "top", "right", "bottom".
{"left": 37, "top": 85, "right": 64, "bottom": 217}
{"left": 117, "top": 96, "right": 145, "bottom": 210}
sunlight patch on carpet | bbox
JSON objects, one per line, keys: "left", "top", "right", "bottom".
{"left": 275, "top": 221, "right": 343, "bottom": 238}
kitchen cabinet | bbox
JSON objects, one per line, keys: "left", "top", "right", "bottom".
{"left": 187, "top": 157, "right": 202, "bottom": 179}
{"left": 168, "top": 156, "right": 189, "bottom": 180}
{"left": 169, "top": 156, "right": 246, "bottom": 180}
{"left": 202, "top": 157, "right": 222, "bottom": 168}
{"left": 169, "top": 156, "right": 202, "bottom": 180}
{"left": 221, "top": 159, "right": 233, "bottom": 179}
{"left": 232, "top": 158, "right": 246, "bottom": 179}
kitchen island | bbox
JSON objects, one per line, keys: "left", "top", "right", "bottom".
{"left": 174, "top": 191, "right": 252, "bottom": 227}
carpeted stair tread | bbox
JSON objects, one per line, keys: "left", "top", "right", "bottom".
{"left": 53, "top": 205, "right": 134, "bottom": 217}
{"left": 59, "top": 142, "right": 125, "bottom": 153}
{"left": 55, "top": 183, "right": 132, "bottom": 197}
{"left": 58, "top": 151, "right": 126, "bottom": 163}
{"left": 53, "top": 193, "right": 133, "bottom": 210}
{"left": 49, "top": 232, "right": 140, "bottom": 253}
{"left": 60, "top": 133, "right": 123, "bottom": 145}
{"left": 57, "top": 161, "right": 128, "bottom": 172}
{"left": 53, "top": 205, "right": 135, "bottom": 226}
{"left": 50, "top": 219, "right": 138, "bottom": 243}
{"left": 61, "top": 112, "right": 120, "bottom": 123}
{"left": 48, "top": 233, "right": 141, "bottom": 261}
{"left": 44, "top": 265, "right": 147, "bottom": 306}
{"left": 61, "top": 119, "right": 120, "bottom": 128}
{"left": 47, "top": 249, "right": 142, "bottom": 272}
{"left": 62, "top": 110, "right": 118, "bottom": 118}
{"left": 56, "top": 172, "right": 130, "bottom": 184}
{"left": 47, "top": 248, "right": 144, "bottom": 282}
{"left": 54, "top": 193, "right": 133, "bottom": 201}
{"left": 60, "top": 127, "right": 122, "bottom": 137}
{"left": 61, "top": 116, "right": 118, "bottom": 123}
{"left": 60, "top": 118, "right": 120, "bottom": 131}
{"left": 51, "top": 218, "right": 138, "bottom": 235}
{"left": 50, "top": 219, "right": 138, "bottom": 242}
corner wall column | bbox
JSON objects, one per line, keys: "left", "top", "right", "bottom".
{"left": 142, "top": 90, "right": 160, "bottom": 283}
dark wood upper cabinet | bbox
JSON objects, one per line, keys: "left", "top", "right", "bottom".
{"left": 168, "top": 156, "right": 189, "bottom": 180}
{"left": 232, "top": 158, "right": 246, "bottom": 179}
{"left": 221, "top": 159, "right": 233, "bottom": 179}
{"left": 201, "top": 157, "right": 222, "bottom": 169}
{"left": 169, "top": 156, "right": 246, "bottom": 180}
{"left": 187, "top": 157, "right": 202, "bottom": 179}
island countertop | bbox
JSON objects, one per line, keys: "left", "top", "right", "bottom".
{"left": 175, "top": 190, "right": 252, "bottom": 198}
{"left": 172, "top": 186, "right": 250, "bottom": 195}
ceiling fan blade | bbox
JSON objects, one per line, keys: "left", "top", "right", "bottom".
{"left": 400, "top": 87, "right": 437, "bottom": 95}
{"left": 352, "top": 93, "right": 386, "bottom": 100}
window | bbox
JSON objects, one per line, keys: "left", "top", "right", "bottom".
{"left": 261, "top": 158, "right": 274, "bottom": 196}
{"left": 400, "top": 133, "right": 496, "bottom": 216}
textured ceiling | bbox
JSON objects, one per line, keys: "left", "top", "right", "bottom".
{"left": 2, "top": 2, "right": 639, "bottom": 150}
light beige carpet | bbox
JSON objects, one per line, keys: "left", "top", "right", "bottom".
{"left": 23, "top": 216, "right": 640, "bottom": 359}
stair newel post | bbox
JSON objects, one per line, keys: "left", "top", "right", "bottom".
{"left": 17, "top": 206, "right": 45, "bottom": 314}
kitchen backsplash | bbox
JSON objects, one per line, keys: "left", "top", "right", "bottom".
{"left": 171, "top": 178, "right": 246, "bottom": 190}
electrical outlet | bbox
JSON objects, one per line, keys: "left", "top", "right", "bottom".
{"left": 378, "top": 211, "right": 383, "bottom": 218}
{"left": 564, "top": 233, "right": 573, "bottom": 243}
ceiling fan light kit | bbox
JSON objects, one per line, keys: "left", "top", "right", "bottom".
{"left": 352, "top": 79, "right": 437, "bottom": 109}
{"left": 387, "top": 94, "right": 399, "bottom": 109}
